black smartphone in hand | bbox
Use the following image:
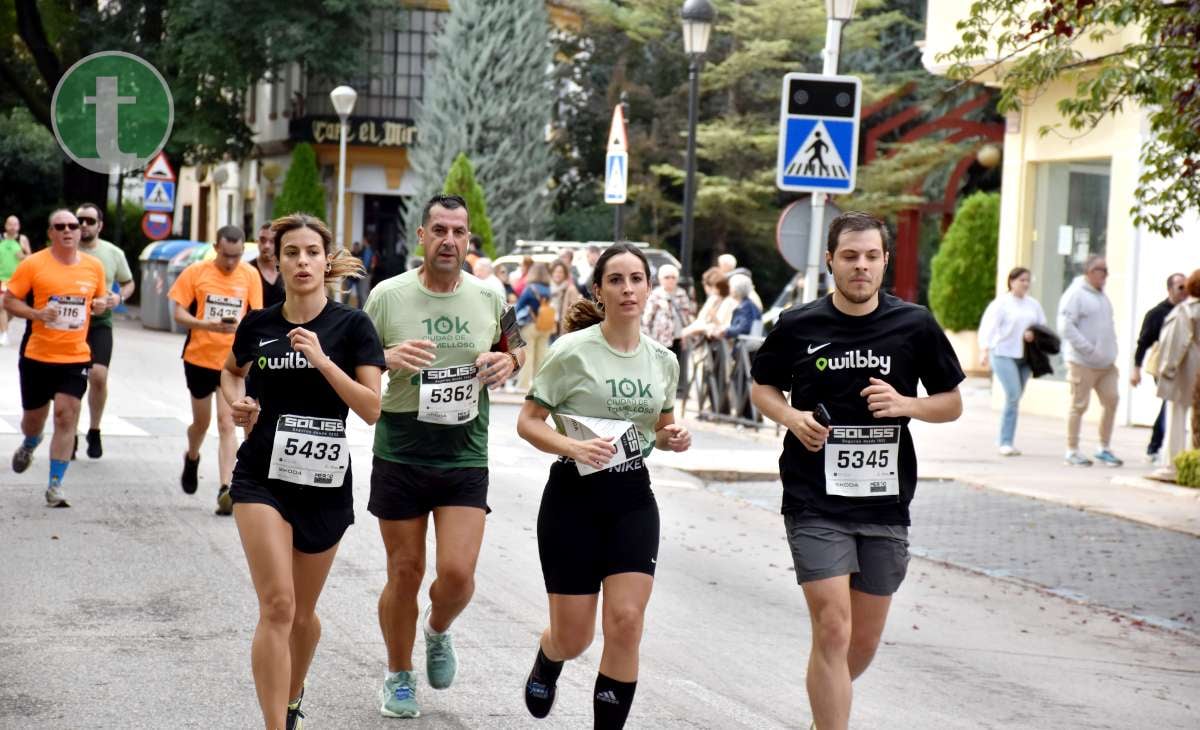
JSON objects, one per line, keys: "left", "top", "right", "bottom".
{"left": 813, "top": 403, "right": 832, "bottom": 428}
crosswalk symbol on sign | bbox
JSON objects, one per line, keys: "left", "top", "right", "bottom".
{"left": 775, "top": 73, "right": 861, "bottom": 194}
{"left": 143, "top": 180, "right": 176, "bottom": 212}
{"left": 782, "top": 120, "right": 849, "bottom": 180}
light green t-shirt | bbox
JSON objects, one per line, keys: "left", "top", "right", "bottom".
{"left": 79, "top": 238, "right": 133, "bottom": 328}
{"left": 364, "top": 268, "right": 506, "bottom": 467}
{"left": 0, "top": 238, "right": 22, "bottom": 280}
{"left": 528, "top": 324, "right": 679, "bottom": 457}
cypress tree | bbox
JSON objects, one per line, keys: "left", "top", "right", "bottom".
{"left": 929, "top": 191, "right": 1000, "bottom": 331}
{"left": 443, "top": 153, "right": 496, "bottom": 258}
{"left": 273, "top": 143, "right": 327, "bottom": 220}
{"left": 408, "top": 0, "right": 554, "bottom": 250}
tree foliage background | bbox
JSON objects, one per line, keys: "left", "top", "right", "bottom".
{"left": 409, "top": 0, "right": 555, "bottom": 251}
{"left": 0, "top": 0, "right": 382, "bottom": 202}
{"left": 552, "top": 0, "right": 992, "bottom": 303}
{"left": 928, "top": 191, "right": 1000, "bottom": 331}
{"left": 273, "top": 143, "right": 327, "bottom": 220}
{"left": 937, "top": 0, "right": 1200, "bottom": 236}
{"left": 443, "top": 153, "right": 497, "bottom": 259}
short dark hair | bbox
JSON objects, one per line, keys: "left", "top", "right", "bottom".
{"left": 258, "top": 222, "right": 272, "bottom": 231}
{"left": 469, "top": 233, "right": 482, "bottom": 250}
{"left": 76, "top": 202, "right": 104, "bottom": 223}
{"left": 1006, "top": 267, "right": 1030, "bottom": 290}
{"left": 216, "top": 224, "right": 244, "bottom": 244}
{"left": 421, "top": 194, "right": 468, "bottom": 227}
{"left": 1167, "top": 272, "right": 1186, "bottom": 291}
{"left": 826, "top": 211, "right": 890, "bottom": 257}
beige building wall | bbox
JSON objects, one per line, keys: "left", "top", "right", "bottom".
{"left": 924, "top": 1, "right": 1200, "bottom": 448}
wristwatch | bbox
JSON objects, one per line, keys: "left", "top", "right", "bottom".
{"left": 508, "top": 351, "right": 521, "bottom": 373}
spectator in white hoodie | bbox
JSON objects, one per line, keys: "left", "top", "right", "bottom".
{"left": 979, "top": 267, "right": 1047, "bottom": 456}
{"left": 1057, "top": 255, "right": 1122, "bottom": 467}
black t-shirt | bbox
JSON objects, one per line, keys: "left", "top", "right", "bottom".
{"left": 751, "top": 294, "right": 964, "bottom": 525}
{"left": 254, "top": 260, "right": 286, "bottom": 308}
{"left": 231, "top": 300, "right": 386, "bottom": 497}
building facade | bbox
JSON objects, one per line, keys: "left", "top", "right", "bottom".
{"left": 923, "top": 1, "right": 1200, "bottom": 428}
{"left": 174, "top": 1, "right": 577, "bottom": 270}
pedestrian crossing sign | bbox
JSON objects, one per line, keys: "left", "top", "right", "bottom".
{"left": 776, "top": 73, "right": 861, "bottom": 194}
{"left": 143, "top": 180, "right": 175, "bottom": 212}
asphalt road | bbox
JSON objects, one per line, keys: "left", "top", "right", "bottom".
{"left": 1, "top": 320, "right": 1198, "bottom": 729}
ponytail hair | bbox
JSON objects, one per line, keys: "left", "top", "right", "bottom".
{"left": 563, "top": 242, "right": 651, "bottom": 333}
{"left": 271, "top": 213, "right": 365, "bottom": 282}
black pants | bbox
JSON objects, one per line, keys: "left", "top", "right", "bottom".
{"left": 1149, "top": 400, "right": 1166, "bottom": 455}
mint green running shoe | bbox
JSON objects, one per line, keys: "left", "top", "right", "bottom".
{"left": 380, "top": 671, "right": 420, "bottom": 718}
{"left": 424, "top": 610, "right": 457, "bottom": 689}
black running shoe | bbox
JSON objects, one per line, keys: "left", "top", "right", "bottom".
{"left": 524, "top": 667, "right": 557, "bottom": 719}
{"left": 181, "top": 454, "right": 200, "bottom": 494}
{"left": 286, "top": 683, "right": 305, "bottom": 730}
{"left": 86, "top": 429, "right": 102, "bottom": 459}
{"left": 215, "top": 484, "right": 233, "bottom": 515}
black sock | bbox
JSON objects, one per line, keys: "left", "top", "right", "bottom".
{"left": 533, "top": 647, "right": 564, "bottom": 684}
{"left": 593, "top": 672, "right": 637, "bottom": 729}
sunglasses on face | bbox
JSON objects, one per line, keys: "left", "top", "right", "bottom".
{"left": 77, "top": 217, "right": 97, "bottom": 225}
{"left": 52, "top": 222, "right": 80, "bottom": 231}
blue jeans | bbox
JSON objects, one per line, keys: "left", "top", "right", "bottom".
{"left": 993, "top": 355, "right": 1031, "bottom": 447}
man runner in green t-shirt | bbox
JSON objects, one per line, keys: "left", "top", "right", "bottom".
{"left": 76, "top": 203, "right": 135, "bottom": 458}
{"left": 364, "top": 194, "right": 524, "bottom": 719}
{"left": 0, "top": 217, "right": 29, "bottom": 347}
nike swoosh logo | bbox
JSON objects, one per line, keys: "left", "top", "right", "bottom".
{"left": 259, "top": 338, "right": 278, "bottom": 347}
{"left": 807, "top": 342, "right": 831, "bottom": 354}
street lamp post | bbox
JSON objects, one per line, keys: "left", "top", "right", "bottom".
{"left": 329, "top": 85, "right": 357, "bottom": 253}
{"left": 803, "top": 0, "right": 857, "bottom": 303}
{"left": 679, "top": 0, "right": 715, "bottom": 293}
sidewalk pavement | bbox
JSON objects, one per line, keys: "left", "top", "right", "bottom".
{"left": 496, "top": 376, "right": 1200, "bottom": 536}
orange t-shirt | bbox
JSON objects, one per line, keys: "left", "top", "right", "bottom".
{"left": 169, "top": 260, "right": 264, "bottom": 370}
{"left": 5, "top": 249, "right": 107, "bottom": 364}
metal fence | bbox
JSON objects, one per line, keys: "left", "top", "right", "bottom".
{"left": 680, "top": 327, "right": 770, "bottom": 429}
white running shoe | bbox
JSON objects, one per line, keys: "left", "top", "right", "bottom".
{"left": 45, "top": 483, "right": 70, "bottom": 507}
{"left": 998, "top": 445, "right": 1021, "bottom": 456}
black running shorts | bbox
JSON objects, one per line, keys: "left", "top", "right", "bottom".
{"left": 86, "top": 325, "right": 113, "bottom": 368}
{"left": 18, "top": 357, "right": 89, "bottom": 410}
{"left": 537, "top": 457, "right": 659, "bottom": 595}
{"left": 368, "top": 456, "right": 490, "bottom": 521}
{"left": 184, "top": 361, "right": 222, "bottom": 399}
{"left": 229, "top": 467, "right": 354, "bottom": 554}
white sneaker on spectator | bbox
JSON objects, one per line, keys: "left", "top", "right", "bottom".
{"left": 998, "top": 445, "right": 1021, "bottom": 456}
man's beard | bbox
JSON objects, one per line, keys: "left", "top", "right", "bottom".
{"left": 80, "top": 232, "right": 95, "bottom": 243}
{"left": 834, "top": 276, "right": 880, "bottom": 304}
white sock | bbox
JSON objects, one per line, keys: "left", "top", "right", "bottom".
{"left": 387, "top": 670, "right": 408, "bottom": 681}
{"left": 423, "top": 606, "right": 445, "bottom": 636}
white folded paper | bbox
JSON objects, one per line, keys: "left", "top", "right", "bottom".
{"left": 555, "top": 413, "right": 642, "bottom": 476}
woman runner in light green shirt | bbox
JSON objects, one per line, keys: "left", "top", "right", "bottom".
{"left": 516, "top": 243, "right": 692, "bottom": 729}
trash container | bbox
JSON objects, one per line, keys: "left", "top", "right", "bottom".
{"left": 139, "top": 240, "right": 205, "bottom": 331}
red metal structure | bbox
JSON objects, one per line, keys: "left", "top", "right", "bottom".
{"left": 856, "top": 85, "right": 1004, "bottom": 302}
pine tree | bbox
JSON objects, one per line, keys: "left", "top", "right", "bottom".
{"left": 929, "top": 191, "right": 1000, "bottom": 331}
{"left": 273, "top": 143, "right": 326, "bottom": 220}
{"left": 443, "top": 153, "right": 496, "bottom": 258}
{"left": 408, "top": 0, "right": 554, "bottom": 251}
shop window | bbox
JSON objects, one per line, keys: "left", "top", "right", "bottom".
{"left": 1030, "top": 159, "right": 1111, "bottom": 379}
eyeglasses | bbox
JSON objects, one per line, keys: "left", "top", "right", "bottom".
{"left": 52, "top": 222, "right": 80, "bottom": 231}
{"left": 77, "top": 217, "right": 98, "bottom": 225}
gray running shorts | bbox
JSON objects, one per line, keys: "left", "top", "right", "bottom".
{"left": 784, "top": 510, "right": 910, "bottom": 596}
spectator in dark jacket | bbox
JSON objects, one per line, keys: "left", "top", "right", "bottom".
{"left": 1131, "top": 272, "right": 1188, "bottom": 461}
{"left": 721, "top": 274, "right": 762, "bottom": 340}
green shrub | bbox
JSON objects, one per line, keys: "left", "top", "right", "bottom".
{"left": 273, "top": 143, "right": 326, "bottom": 220}
{"left": 929, "top": 191, "right": 1000, "bottom": 331}
{"left": 1174, "top": 449, "right": 1200, "bottom": 488}
{"left": 443, "top": 153, "right": 496, "bottom": 258}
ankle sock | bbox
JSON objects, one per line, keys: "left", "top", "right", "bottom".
{"left": 593, "top": 672, "right": 637, "bottom": 729}
{"left": 22, "top": 434, "right": 43, "bottom": 451}
{"left": 533, "top": 647, "right": 564, "bottom": 684}
{"left": 49, "top": 459, "right": 68, "bottom": 486}
{"left": 524, "top": 647, "right": 563, "bottom": 718}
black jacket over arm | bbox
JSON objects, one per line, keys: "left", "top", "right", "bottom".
{"left": 1134, "top": 299, "right": 1174, "bottom": 367}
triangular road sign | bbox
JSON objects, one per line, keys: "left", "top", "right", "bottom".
{"left": 783, "top": 120, "right": 850, "bottom": 180}
{"left": 607, "top": 105, "right": 627, "bottom": 155}
{"left": 145, "top": 151, "right": 176, "bottom": 181}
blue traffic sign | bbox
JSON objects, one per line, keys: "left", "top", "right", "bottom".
{"left": 605, "top": 152, "right": 628, "bottom": 204}
{"left": 143, "top": 180, "right": 176, "bottom": 212}
{"left": 776, "top": 73, "right": 861, "bottom": 194}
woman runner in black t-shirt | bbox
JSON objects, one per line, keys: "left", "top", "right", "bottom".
{"left": 220, "top": 213, "right": 385, "bottom": 730}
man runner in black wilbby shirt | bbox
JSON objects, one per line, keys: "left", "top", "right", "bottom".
{"left": 750, "top": 211, "right": 964, "bottom": 730}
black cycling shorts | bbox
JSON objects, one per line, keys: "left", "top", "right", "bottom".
{"left": 86, "top": 325, "right": 113, "bottom": 368}
{"left": 537, "top": 457, "right": 659, "bottom": 595}
{"left": 229, "top": 468, "right": 354, "bottom": 554}
{"left": 19, "top": 357, "right": 89, "bottom": 410}
{"left": 184, "top": 361, "right": 222, "bottom": 399}
{"left": 368, "top": 456, "right": 490, "bottom": 521}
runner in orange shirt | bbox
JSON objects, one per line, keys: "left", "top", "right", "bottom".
{"left": 3, "top": 209, "right": 109, "bottom": 507}
{"left": 169, "top": 225, "right": 263, "bottom": 514}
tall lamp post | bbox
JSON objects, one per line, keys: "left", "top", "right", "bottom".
{"left": 329, "top": 85, "right": 357, "bottom": 253}
{"left": 679, "top": 0, "right": 715, "bottom": 293}
{"left": 803, "top": 0, "right": 857, "bottom": 303}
